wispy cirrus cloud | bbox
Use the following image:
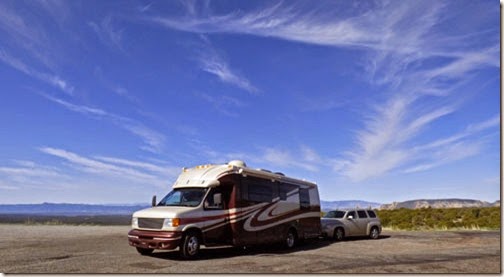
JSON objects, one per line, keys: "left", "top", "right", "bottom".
{"left": 94, "top": 156, "right": 178, "bottom": 175}
{"left": 297, "top": 95, "right": 346, "bottom": 112}
{"left": 196, "top": 37, "right": 258, "bottom": 94}
{"left": 94, "top": 67, "right": 139, "bottom": 103}
{"left": 39, "top": 93, "right": 166, "bottom": 153}
{"left": 403, "top": 141, "right": 482, "bottom": 174}
{"left": 198, "top": 93, "right": 245, "bottom": 117}
{"left": 0, "top": 50, "right": 74, "bottom": 95}
{"left": 147, "top": 1, "right": 498, "bottom": 181}
{"left": 0, "top": 160, "right": 72, "bottom": 191}
{"left": 401, "top": 115, "right": 500, "bottom": 174}
{"left": 89, "top": 15, "right": 125, "bottom": 52}
{"left": 0, "top": 1, "right": 56, "bottom": 69}
{"left": 0, "top": 1, "right": 79, "bottom": 97}
{"left": 196, "top": 143, "right": 324, "bottom": 173}
{"left": 250, "top": 145, "right": 326, "bottom": 173}
{"left": 39, "top": 147, "right": 178, "bottom": 187}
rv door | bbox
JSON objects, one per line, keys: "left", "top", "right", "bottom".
{"left": 201, "top": 186, "right": 232, "bottom": 244}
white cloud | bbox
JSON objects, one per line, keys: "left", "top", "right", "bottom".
{"left": 0, "top": 165, "right": 66, "bottom": 178}
{"left": 39, "top": 147, "right": 173, "bottom": 187}
{"left": 89, "top": 15, "right": 125, "bottom": 52}
{"left": 0, "top": 1, "right": 67, "bottom": 70}
{"left": 416, "top": 115, "right": 499, "bottom": 151}
{"left": 0, "top": 50, "right": 74, "bottom": 95}
{"left": 0, "top": 149, "right": 180, "bottom": 194}
{"left": 246, "top": 146, "right": 321, "bottom": 172}
{"left": 466, "top": 116, "right": 500, "bottom": 133}
{"left": 300, "top": 145, "right": 321, "bottom": 163}
{"left": 403, "top": 141, "right": 482, "bottom": 173}
{"left": 0, "top": 160, "right": 72, "bottom": 191}
{"left": 196, "top": 38, "right": 258, "bottom": 94}
{"left": 123, "top": 124, "right": 166, "bottom": 154}
{"left": 94, "top": 156, "right": 179, "bottom": 175}
{"left": 298, "top": 95, "right": 345, "bottom": 112}
{"left": 138, "top": 2, "right": 154, "bottom": 13}
{"left": 39, "top": 93, "right": 166, "bottom": 153}
{"left": 199, "top": 93, "right": 245, "bottom": 117}
{"left": 93, "top": 67, "right": 139, "bottom": 103}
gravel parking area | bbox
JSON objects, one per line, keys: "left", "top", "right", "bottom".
{"left": 0, "top": 224, "right": 500, "bottom": 273}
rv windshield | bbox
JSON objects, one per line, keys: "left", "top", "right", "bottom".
{"left": 157, "top": 188, "right": 207, "bottom": 207}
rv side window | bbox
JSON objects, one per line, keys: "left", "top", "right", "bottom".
{"left": 247, "top": 180, "right": 273, "bottom": 203}
{"left": 204, "top": 189, "right": 223, "bottom": 210}
{"left": 279, "top": 183, "right": 297, "bottom": 201}
{"left": 299, "top": 188, "right": 310, "bottom": 209}
{"left": 272, "top": 183, "right": 279, "bottom": 200}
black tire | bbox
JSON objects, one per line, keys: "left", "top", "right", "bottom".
{"left": 136, "top": 247, "right": 154, "bottom": 255}
{"left": 285, "top": 228, "right": 297, "bottom": 249}
{"left": 180, "top": 231, "right": 201, "bottom": 259}
{"left": 334, "top": 227, "right": 344, "bottom": 241}
{"left": 369, "top": 226, "right": 380, "bottom": 239}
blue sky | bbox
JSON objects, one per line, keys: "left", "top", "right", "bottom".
{"left": 0, "top": 0, "right": 500, "bottom": 204}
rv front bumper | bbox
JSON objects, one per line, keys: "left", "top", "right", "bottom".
{"left": 128, "top": 229, "right": 182, "bottom": 250}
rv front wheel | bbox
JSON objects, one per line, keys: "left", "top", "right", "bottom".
{"left": 285, "top": 229, "right": 297, "bottom": 249}
{"left": 180, "top": 231, "right": 200, "bottom": 259}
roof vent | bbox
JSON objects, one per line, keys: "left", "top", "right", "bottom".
{"left": 274, "top": 172, "right": 285, "bottom": 176}
{"left": 228, "top": 160, "right": 247, "bottom": 167}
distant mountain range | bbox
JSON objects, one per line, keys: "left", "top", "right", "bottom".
{"left": 320, "top": 200, "right": 381, "bottom": 211}
{"left": 379, "top": 199, "right": 500, "bottom": 210}
{"left": 0, "top": 198, "right": 498, "bottom": 215}
{"left": 0, "top": 203, "right": 149, "bottom": 215}
{"left": 0, "top": 201, "right": 382, "bottom": 214}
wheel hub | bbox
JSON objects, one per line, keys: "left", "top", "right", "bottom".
{"left": 187, "top": 236, "right": 199, "bottom": 255}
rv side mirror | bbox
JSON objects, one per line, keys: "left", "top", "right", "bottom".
{"left": 152, "top": 195, "right": 157, "bottom": 207}
{"left": 213, "top": 193, "right": 222, "bottom": 206}
{"left": 347, "top": 215, "right": 354, "bottom": 220}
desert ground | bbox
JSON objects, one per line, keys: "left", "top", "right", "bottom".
{"left": 0, "top": 224, "right": 500, "bottom": 273}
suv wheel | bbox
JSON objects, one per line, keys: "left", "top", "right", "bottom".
{"left": 369, "top": 226, "right": 379, "bottom": 239}
{"left": 334, "top": 227, "right": 344, "bottom": 241}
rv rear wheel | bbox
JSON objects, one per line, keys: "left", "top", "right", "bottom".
{"left": 136, "top": 247, "right": 154, "bottom": 255}
{"left": 285, "top": 229, "right": 297, "bottom": 249}
{"left": 180, "top": 231, "right": 201, "bottom": 259}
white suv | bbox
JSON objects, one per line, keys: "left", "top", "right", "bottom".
{"left": 321, "top": 209, "right": 381, "bottom": 241}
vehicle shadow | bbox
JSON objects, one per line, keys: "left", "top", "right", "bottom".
{"left": 338, "top": 235, "right": 391, "bottom": 242}
{"left": 149, "top": 239, "right": 334, "bottom": 261}
{"left": 148, "top": 236, "right": 390, "bottom": 261}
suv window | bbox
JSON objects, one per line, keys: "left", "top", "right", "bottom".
{"left": 367, "top": 210, "right": 377, "bottom": 218}
{"left": 347, "top": 211, "right": 356, "bottom": 218}
{"left": 357, "top": 210, "right": 368, "bottom": 218}
{"left": 324, "top": 211, "right": 345, "bottom": 219}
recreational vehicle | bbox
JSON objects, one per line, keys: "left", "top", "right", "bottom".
{"left": 128, "top": 160, "right": 321, "bottom": 259}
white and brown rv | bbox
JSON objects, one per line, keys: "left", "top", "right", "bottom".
{"left": 128, "top": 160, "right": 321, "bottom": 259}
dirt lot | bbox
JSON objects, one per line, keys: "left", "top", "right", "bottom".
{"left": 0, "top": 224, "right": 500, "bottom": 273}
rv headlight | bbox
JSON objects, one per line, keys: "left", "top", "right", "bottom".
{"left": 163, "top": 218, "right": 180, "bottom": 228}
{"left": 131, "top": 217, "right": 138, "bottom": 228}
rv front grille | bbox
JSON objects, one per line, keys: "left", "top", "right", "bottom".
{"left": 138, "top": 218, "right": 164, "bottom": 229}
